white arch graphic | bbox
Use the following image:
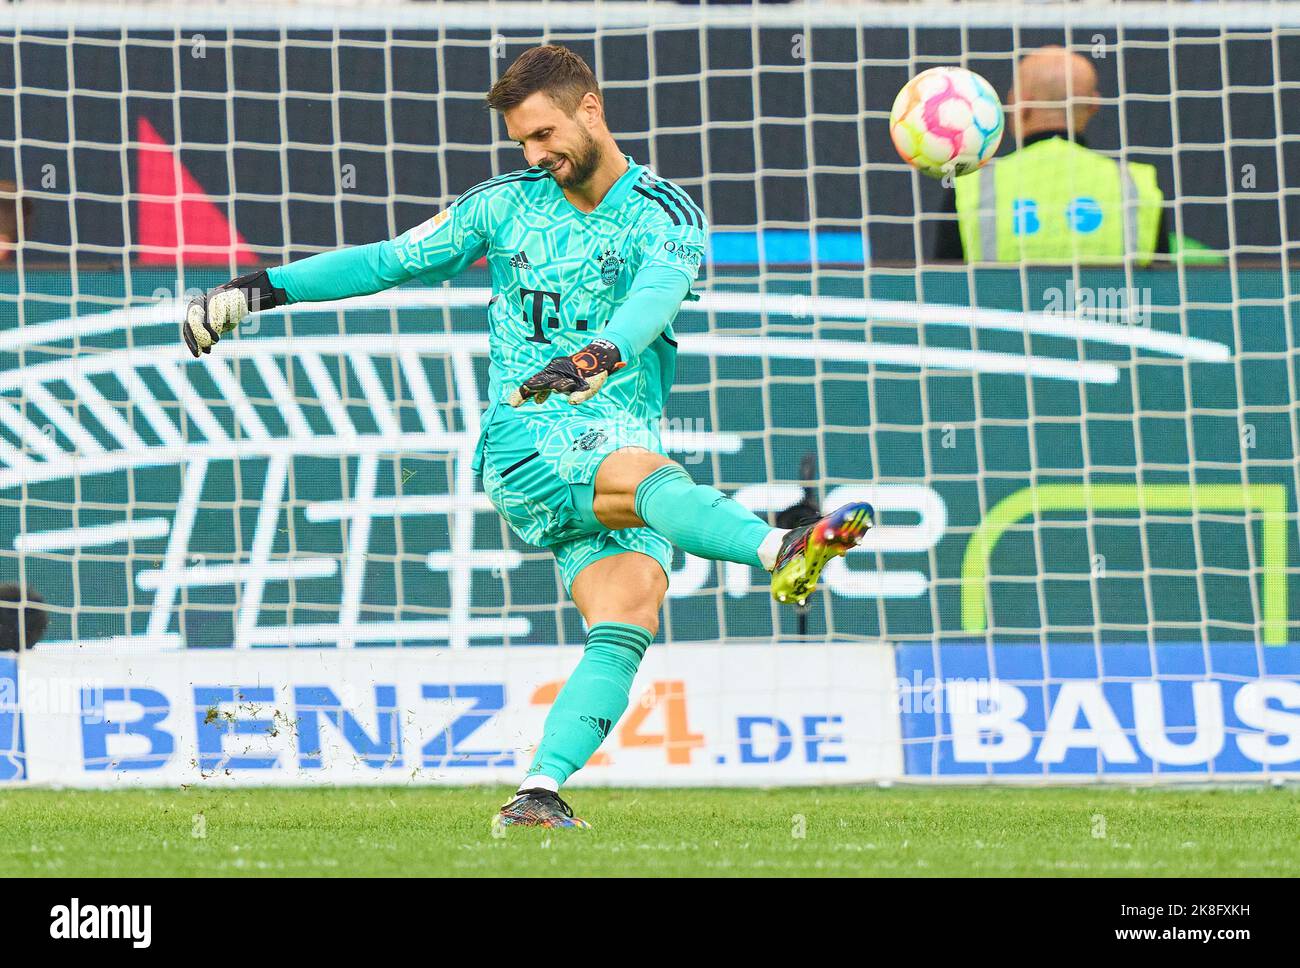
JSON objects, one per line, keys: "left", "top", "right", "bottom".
{"left": 0, "top": 292, "right": 1230, "bottom": 649}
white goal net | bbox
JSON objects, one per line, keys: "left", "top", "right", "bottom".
{"left": 0, "top": 0, "right": 1295, "bottom": 672}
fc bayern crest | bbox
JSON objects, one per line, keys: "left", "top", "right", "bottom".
{"left": 597, "top": 246, "right": 625, "bottom": 286}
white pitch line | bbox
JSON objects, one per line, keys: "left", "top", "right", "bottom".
{"left": 16, "top": 517, "right": 170, "bottom": 552}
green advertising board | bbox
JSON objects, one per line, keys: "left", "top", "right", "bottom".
{"left": 0, "top": 266, "right": 1295, "bottom": 647}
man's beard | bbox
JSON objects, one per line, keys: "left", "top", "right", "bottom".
{"left": 544, "top": 130, "right": 601, "bottom": 189}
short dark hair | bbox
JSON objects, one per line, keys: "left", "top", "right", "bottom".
{"left": 0, "top": 584, "right": 48, "bottom": 651}
{"left": 486, "top": 45, "right": 601, "bottom": 115}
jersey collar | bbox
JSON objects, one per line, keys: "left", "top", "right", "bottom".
{"left": 600, "top": 153, "right": 643, "bottom": 211}
{"left": 554, "top": 153, "right": 643, "bottom": 216}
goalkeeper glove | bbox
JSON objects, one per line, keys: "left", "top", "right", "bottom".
{"left": 182, "top": 270, "right": 286, "bottom": 358}
{"left": 506, "top": 338, "right": 626, "bottom": 407}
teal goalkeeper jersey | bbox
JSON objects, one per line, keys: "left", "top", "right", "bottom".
{"left": 266, "top": 153, "right": 707, "bottom": 472}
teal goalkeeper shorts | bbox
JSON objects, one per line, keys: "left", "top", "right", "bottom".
{"left": 477, "top": 407, "right": 674, "bottom": 593}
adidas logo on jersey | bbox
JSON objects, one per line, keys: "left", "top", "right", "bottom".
{"left": 509, "top": 250, "right": 532, "bottom": 270}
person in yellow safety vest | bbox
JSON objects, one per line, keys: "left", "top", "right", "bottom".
{"left": 931, "top": 46, "right": 1169, "bottom": 264}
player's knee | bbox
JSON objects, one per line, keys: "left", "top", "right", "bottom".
{"left": 611, "top": 572, "right": 665, "bottom": 629}
{"left": 597, "top": 447, "right": 675, "bottom": 500}
{"left": 624, "top": 570, "right": 667, "bottom": 637}
{"left": 592, "top": 448, "right": 677, "bottom": 529}
{"left": 586, "top": 601, "right": 660, "bottom": 639}
{"left": 618, "top": 605, "right": 660, "bottom": 639}
{"left": 577, "top": 557, "right": 666, "bottom": 637}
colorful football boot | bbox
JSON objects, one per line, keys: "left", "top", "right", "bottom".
{"left": 770, "top": 502, "right": 874, "bottom": 605}
{"left": 494, "top": 788, "right": 591, "bottom": 829}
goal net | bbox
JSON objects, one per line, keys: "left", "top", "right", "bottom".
{"left": 0, "top": 0, "right": 1294, "bottom": 672}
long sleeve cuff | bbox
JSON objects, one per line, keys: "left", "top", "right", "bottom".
{"left": 600, "top": 264, "right": 693, "bottom": 361}
{"left": 266, "top": 240, "right": 413, "bottom": 306}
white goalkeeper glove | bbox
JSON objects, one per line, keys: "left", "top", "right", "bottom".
{"left": 182, "top": 270, "right": 285, "bottom": 357}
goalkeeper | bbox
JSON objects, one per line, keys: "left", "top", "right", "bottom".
{"left": 182, "top": 45, "right": 872, "bottom": 829}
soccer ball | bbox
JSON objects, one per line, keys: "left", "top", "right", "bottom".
{"left": 889, "top": 67, "right": 1004, "bottom": 179}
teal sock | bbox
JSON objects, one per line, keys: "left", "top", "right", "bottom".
{"left": 526, "top": 622, "right": 653, "bottom": 786}
{"left": 634, "top": 464, "right": 769, "bottom": 568}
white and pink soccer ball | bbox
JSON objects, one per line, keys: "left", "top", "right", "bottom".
{"left": 890, "top": 67, "right": 1005, "bottom": 179}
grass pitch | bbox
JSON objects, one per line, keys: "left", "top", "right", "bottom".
{"left": 2, "top": 785, "right": 1297, "bottom": 877}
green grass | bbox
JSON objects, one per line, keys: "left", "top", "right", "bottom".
{"left": 2, "top": 785, "right": 1298, "bottom": 877}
